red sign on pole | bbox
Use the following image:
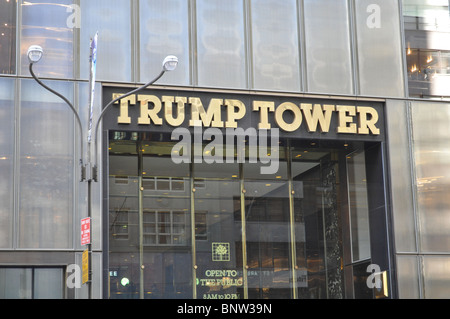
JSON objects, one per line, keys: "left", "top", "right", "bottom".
{"left": 81, "top": 217, "right": 91, "bottom": 246}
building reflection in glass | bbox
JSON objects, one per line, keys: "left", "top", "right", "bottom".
{"left": 108, "top": 132, "right": 372, "bottom": 299}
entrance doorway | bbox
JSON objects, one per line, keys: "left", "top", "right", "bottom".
{"left": 106, "top": 131, "right": 387, "bottom": 299}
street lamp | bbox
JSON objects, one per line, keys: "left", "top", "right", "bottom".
{"left": 28, "top": 45, "right": 178, "bottom": 178}
{"left": 28, "top": 44, "right": 178, "bottom": 298}
{"left": 28, "top": 45, "right": 85, "bottom": 174}
{"left": 162, "top": 55, "right": 178, "bottom": 72}
{"left": 27, "top": 45, "right": 44, "bottom": 64}
{"left": 92, "top": 55, "right": 178, "bottom": 176}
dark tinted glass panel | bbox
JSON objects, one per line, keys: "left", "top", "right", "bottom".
{"left": 108, "top": 131, "right": 380, "bottom": 299}
{"left": 0, "top": 0, "right": 16, "bottom": 74}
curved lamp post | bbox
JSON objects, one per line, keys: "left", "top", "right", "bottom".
{"left": 28, "top": 45, "right": 85, "bottom": 173}
{"left": 28, "top": 44, "right": 178, "bottom": 180}
{"left": 28, "top": 44, "right": 178, "bottom": 298}
{"left": 93, "top": 54, "right": 178, "bottom": 177}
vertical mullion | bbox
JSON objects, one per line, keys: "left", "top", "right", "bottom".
{"left": 244, "top": 0, "right": 252, "bottom": 89}
{"left": 239, "top": 163, "right": 248, "bottom": 299}
{"left": 189, "top": 0, "right": 198, "bottom": 86}
{"left": 190, "top": 150, "right": 197, "bottom": 299}
{"left": 132, "top": 0, "right": 140, "bottom": 83}
{"left": 31, "top": 268, "right": 35, "bottom": 299}
{"left": 348, "top": 0, "right": 360, "bottom": 95}
{"left": 298, "top": 0, "right": 307, "bottom": 92}
{"left": 138, "top": 142, "right": 144, "bottom": 299}
{"left": 287, "top": 140, "right": 298, "bottom": 299}
{"left": 13, "top": 78, "right": 20, "bottom": 250}
{"left": 73, "top": 0, "right": 80, "bottom": 80}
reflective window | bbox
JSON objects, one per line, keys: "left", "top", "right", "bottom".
{"left": 0, "top": 267, "right": 64, "bottom": 299}
{"left": 385, "top": 100, "right": 417, "bottom": 254}
{"left": 0, "top": 0, "right": 16, "bottom": 74}
{"left": 80, "top": 0, "right": 132, "bottom": 82}
{"left": 196, "top": 0, "right": 247, "bottom": 88}
{"left": 194, "top": 161, "right": 242, "bottom": 300}
{"left": 34, "top": 268, "right": 64, "bottom": 299}
{"left": 347, "top": 150, "right": 371, "bottom": 262}
{"left": 352, "top": 261, "right": 373, "bottom": 298}
{"left": 354, "top": 0, "right": 405, "bottom": 97}
{"left": 423, "top": 256, "right": 450, "bottom": 298}
{"left": 20, "top": 0, "right": 74, "bottom": 78}
{"left": 403, "top": 0, "right": 450, "bottom": 98}
{"left": 303, "top": 0, "right": 353, "bottom": 95}
{"left": 291, "top": 142, "right": 344, "bottom": 299}
{"left": 411, "top": 101, "right": 450, "bottom": 252}
{"left": 0, "top": 268, "right": 32, "bottom": 299}
{"left": 108, "top": 132, "right": 380, "bottom": 299}
{"left": 250, "top": 0, "right": 300, "bottom": 92}
{"left": 139, "top": 0, "right": 190, "bottom": 86}
{"left": 0, "top": 78, "right": 14, "bottom": 249}
{"left": 396, "top": 255, "right": 420, "bottom": 299}
{"left": 243, "top": 144, "right": 291, "bottom": 299}
{"left": 19, "top": 79, "right": 74, "bottom": 249}
{"left": 109, "top": 133, "right": 192, "bottom": 299}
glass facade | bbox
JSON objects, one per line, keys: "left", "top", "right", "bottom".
{"left": 404, "top": 0, "right": 450, "bottom": 98}
{"left": 399, "top": 1, "right": 450, "bottom": 299}
{"left": 80, "top": 0, "right": 132, "bottom": 82}
{"left": 303, "top": 0, "right": 353, "bottom": 95}
{"left": 139, "top": 0, "right": 190, "bottom": 85}
{"left": 21, "top": 0, "right": 74, "bottom": 78}
{"left": 354, "top": 0, "right": 405, "bottom": 97}
{"left": 411, "top": 101, "right": 450, "bottom": 253}
{"left": 251, "top": 0, "right": 301, "bottom": 91}
{"left": 107, "top": 131, "right": 384, "bottom": 299}
{"left": 0, "top": 0, "right": 407, "bottom": 94}
{"left": 0, "top": 0, "right": 16, "bottom": 75}
{"left": 19, "top": 79, "right": 74, "bottom": 249}
{"left": 0, "top": 267, "right": 64, "bottom": 299}
{"left": 0, "top": 78, "right": 14, "bottom": 248}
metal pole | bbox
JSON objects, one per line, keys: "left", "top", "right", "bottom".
{"left": 239, "top": 163, "right": 248, "bottom": 299}
{"left": 29, "top": 62, "right": 92, "bottom": 298}
{"left": 93, "top": 70, "right": 165, "bottom": 174}
{"left": 29, "top": 63, "right": 85, "bottom": 177}
{"left": 30, "top": 61, "right": 170, "bottom": 299}
{"left": 138, "top": 142, "right": 144, "bottom": 299}
{"left": 287, "top": 140, "right": 298, "bottom": 299}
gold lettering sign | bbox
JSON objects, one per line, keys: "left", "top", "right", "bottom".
{"left": 114, "top": 93, "right": 134, "bottom": 124}
{"left": 189, "top": 97, "right": 224, "bottom": 128}
{"left": 137, "top": 95, "right": 163, "bottom": 125}
{"left": 274, "top": 102, "right": 302, "bottom": 132}
{"left": 336, "top": 105, "right": 357, "bottom": 134}
{"left": 163, "top": 96, "right": 186, "bottom": 127}
{"left": 253, "top": 101, "right": 274, "bottom": 130}
{"left": 301, "top": 103, "right": 335, "bottom": 133}
{"left": 357, "top": 106, "right": 380, "bottom": 135}
{"left": 115, "top": 93, "right": 381, "bottom": 136}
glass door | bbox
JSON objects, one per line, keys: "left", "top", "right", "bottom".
{"left": 193, "top": 161, "right": 242, "bottom": 300}
{"left": 108, "top": 132, "right": 378, "bottom": 299}
{"left": 242, "top": 143, "right": 292, "bottom": 299}
{"left": 108, "top": 133, "right": 192, "bottom": 299}
{"left": 291, "top": 142, "right": 343, "bottom": 298}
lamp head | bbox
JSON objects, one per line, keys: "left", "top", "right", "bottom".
{"left": 27, "top": 45, "right": 43, "bottom": 64}
{"left": 162, "top": 55, "right": 178, "bottom": 72}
